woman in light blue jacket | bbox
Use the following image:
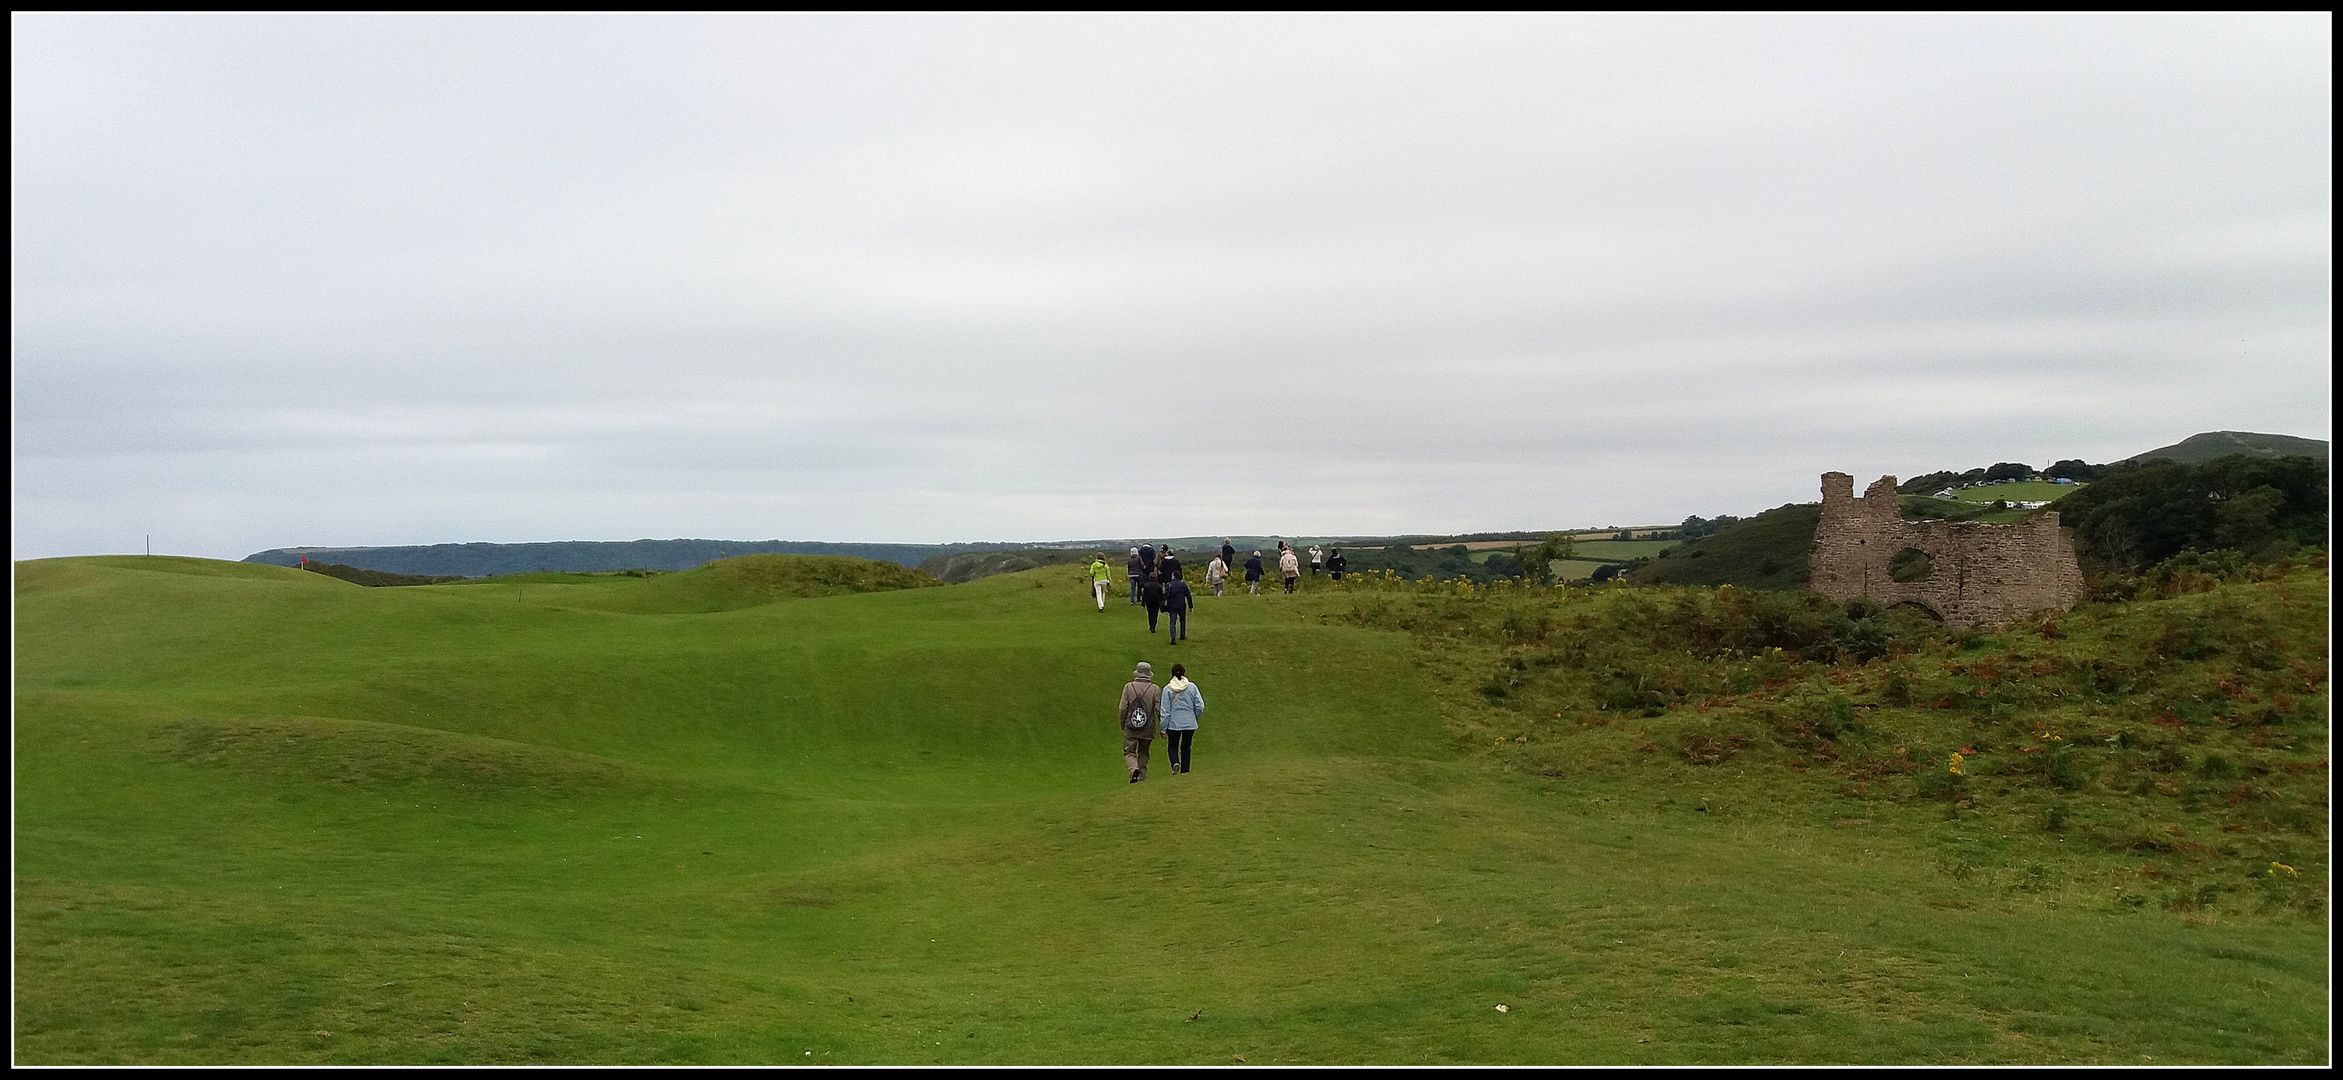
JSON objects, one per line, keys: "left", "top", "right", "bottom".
{"left": 1159, "top": 663, "right": 1205, "bottom": 774}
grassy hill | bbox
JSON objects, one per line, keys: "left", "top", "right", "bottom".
{"left": 13, "top": 553, "right": 2327, "bottom": 1064}
{"left": 1626, "top": 503, "right": 1820, "bottom": 590}
{"left": 2123, "top": 432, "right": 2329, "bottom": 466}
{"left": 444, "top": 553, "right": 942, "bottom": 613}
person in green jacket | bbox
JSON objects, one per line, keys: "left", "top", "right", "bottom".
{"left": 1088, "top": 555, "right": 1112, "bottom": 612}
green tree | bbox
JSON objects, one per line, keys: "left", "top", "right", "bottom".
{"left": 1513, "top": 533, "right": 1576, "bottom": 585}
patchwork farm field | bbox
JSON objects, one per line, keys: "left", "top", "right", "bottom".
{"left": 13, "top": 555, "right": 2329, "bottom": 1064}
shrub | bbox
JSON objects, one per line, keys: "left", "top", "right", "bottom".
{"left": 2045, "top": 747, "right": 2091, "bottom": 791}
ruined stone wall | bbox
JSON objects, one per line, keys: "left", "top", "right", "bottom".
{"left": 1808, "top": 472, "right": 2083, "bottom": 627}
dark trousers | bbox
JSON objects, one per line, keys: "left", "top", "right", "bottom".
{"left": 1284, "top": 576, "right": 1297, "bottom": 593}
{"left": 1164, "top": 729, "right": 1194, "bottom": 772}
{"left": 1129, "top": 577, "right": 1140, "bottom": 603}
{"left": 1167, "top": 609, "right": 1187, "bottom": 642}
{"left": 1146, "top": 601, "right": 1160, "bottom": 631}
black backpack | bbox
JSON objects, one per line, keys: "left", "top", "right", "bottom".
{"left": 1124, "top": 699, "right": 1152, "bottom": 731}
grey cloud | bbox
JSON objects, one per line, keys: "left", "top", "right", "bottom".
{"left": 12, "top": 13, "right": 2330, "bottom": 560}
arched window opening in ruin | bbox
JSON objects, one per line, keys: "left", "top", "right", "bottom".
{"left": 1889, "top": 547, "right": 1935, "bottom": 583}
{"left": 1888, "top": 600, "right": 1945, "bottom": 623}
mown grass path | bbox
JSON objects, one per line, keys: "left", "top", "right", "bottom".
{"left": 14, "top": 557, "right": 2327, "bottom": 1063}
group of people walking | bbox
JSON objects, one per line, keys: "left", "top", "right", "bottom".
{"left": 1090, "top": 542, "right": 1202, "bottom": 643}
{"left": 1084, "top": 537, "right": 1354, "bottom": 785}
{"left": 1117, "top": 660, "right": 1203, "bottom": 782}
{"left": 1085, "top": 538, "right": 1350, "bottom": 626}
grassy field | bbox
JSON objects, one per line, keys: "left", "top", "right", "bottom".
{"left": 13, "top": 554, "right": 2329, "bottom": 1064}
{"left": 1946, "top": 482, "right": 2080, "bottom": 505}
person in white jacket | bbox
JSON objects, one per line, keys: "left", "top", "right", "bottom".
{"left": 1278, "top": 544, "right": 1301, "bottom": 593}
{"left": 1205, "top": 554, "right": 1228, "bottom": 597}
{"left": 1158, "top": 663, "right": 1205, "bottom": 774}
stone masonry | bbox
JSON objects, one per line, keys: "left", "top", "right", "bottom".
{"left": 1808, "top": 473, "right": 2084, "bottom": 627}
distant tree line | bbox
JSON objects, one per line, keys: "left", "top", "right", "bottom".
{"left": 1675, "top": 514, "right": 1742, "bottom": 539}
{"left": 298, "top": 562, "right": 467, "bottom": 587}
{"left": 1894, "top": 461, "right": 2088, "bottom": 494}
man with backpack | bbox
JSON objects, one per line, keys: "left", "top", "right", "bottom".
{"left": 1117, "top": 661, "right": 1164, "bottom": 783}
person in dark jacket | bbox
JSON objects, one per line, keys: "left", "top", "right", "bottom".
{"left": 1221, "top": 539, "right": 1236, "bottom": 573}
{"left": 1164, "top": 576, "right": 1193, "bottom": 644}
{"left": 1244, "top": 551, "right": 1264, "bottom": 595}
{"left": 1141, "top": 573, "right": 1166, "bottom": 633}
{"left": 1327, "top": 547, "right": 1347, "bottom": 581}
{"left": 1159, "top": 547, "right": 1182, "bottom": 582}
{"left": 1139, "top": 544, "right": 1157, "bottom": 585}
{"left": 1126, "top": 547, "right": 1143, "bottom": 604}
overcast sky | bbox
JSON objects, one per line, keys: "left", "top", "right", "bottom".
{"left": 13, "top": 13, "right": 2331, "bottom": 560}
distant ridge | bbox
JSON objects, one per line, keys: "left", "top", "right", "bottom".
{"left": 243, "top": 539, "right": 1008, "bottom": 577}
{"left": 2122, "top": 431, "right": 2328, "bottom": 466}
{"left": 244, "top": 530, "right": 1604, "bottom": 579}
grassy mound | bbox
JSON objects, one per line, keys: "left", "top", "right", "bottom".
{"left": 13, "top": 554, "right": 2328, "bottom": 1064}
{"left": 436, "top": 553, "right": 941, "bottom": 614}
{"left": 300, "top": 562, "right": 468, "bottom": 587}
{"left": 1627, "top": 503, "right": 1820, "bottom": 589}
{"left": 161, "top": 715, "right": 671, "bottom": 798}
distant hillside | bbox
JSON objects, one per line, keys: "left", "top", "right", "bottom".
{"left": 918, "top": 548, "right": 1098, "bottom": 584}
{"left": 244, "top": 539, "right": 1007, "bottom": 577}
{"left": 2122, "top": 431, "right": 2328, "bottom": 466}
{"left": 1625, "top": 503, "right": 1821, "bottom": 590}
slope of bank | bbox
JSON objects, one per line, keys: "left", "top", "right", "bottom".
{"left": 14, "top": 555, "right": 2326, "bottom": 1064}
{"left": 1626, "top": 503, "right": 1820, "bottom": 589}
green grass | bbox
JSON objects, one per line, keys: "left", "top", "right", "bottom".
{"left": 1946, "top": 481, "right": 2079, "bottom": 505}
{"left": 14, "top": 554, "right": 2329, "bottom": 1063}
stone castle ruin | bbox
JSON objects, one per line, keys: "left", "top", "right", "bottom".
{"left": 1808, "top": 472, "right": 2083, "bottom": 628}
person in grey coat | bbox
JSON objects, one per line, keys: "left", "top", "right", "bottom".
{"left": 1117, "top": 661, "right": 1164, "bottom": 782}
{"left": 1158, "top": 663, "right": 1204, "bottom": 774}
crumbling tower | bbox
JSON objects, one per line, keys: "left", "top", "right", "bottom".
{"left": 1808, "top": 472, "right": 2083, "bottom": 627}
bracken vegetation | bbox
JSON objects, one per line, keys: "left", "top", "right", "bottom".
{"left": 1333, "top": 550, "right": 2330, "bottom": 918}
